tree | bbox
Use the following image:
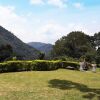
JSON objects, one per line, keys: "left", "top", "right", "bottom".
{"left": 52, "top": 31, "right": 96, "bottom": 59}
{"left": 96, "top": 47, "right": 100, "bottom": 64}
{"left": 0, "top": 44, "right": 13, "bottom": 61}
{"left": 94, "top": 32, "right": 100, "bottom": 49}
{"left": 39, "top": 52, "right": 45, "bottom": 60}
{"left": 52, "top": 38, "right": 68, "bottom": 57}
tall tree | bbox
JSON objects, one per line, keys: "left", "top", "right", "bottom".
{"left": 94, "top": 32, "right": 100, "bottom": 49}
{"left": 52, "top": 31, "right": 96, "bottom": 59}
{"left": 96, "top": 47, "right": 100, "bottom": 64}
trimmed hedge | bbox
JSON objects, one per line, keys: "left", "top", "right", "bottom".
{"left": 0, "top": 60, "right": 79, "bottom": 73}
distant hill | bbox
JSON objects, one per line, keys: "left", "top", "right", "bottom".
{"left": 28, "top": 42, "right": 53, "bottom": 55}
{"left": 0, "top": 26, "right": 40, "bottom": 60}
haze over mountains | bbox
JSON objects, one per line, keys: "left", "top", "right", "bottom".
{"left": 0, "top": 26, "right": 40, "bottom": 60}
{"left": 28, "top": 42, "right": 53, "bottom": 55}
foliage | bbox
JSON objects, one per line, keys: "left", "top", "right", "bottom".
{"left": 83, "top": 51, "right": 96, "bottom": 63}
{"left": 0, "top": 60, "right": 79, "bottom": 73}
{"left": 94, "top": 32, "right": 100, "bottom": 48}
{"left": 52, "top": 31, "right": 96, "bottom": 59}
{"left": 0, "top": 44, "right": 13, "bottom": 62}
{"left": 53, "top": 56, "right": 79, "bottom": 62}
{"left": 38, "top": 52, "right": 45, "bottom": 60}
{"left": 95, "top": 47, "right": 100, "bottom": 64}
{"left": 0, "top": 26, "right": 40, "bottom": 60}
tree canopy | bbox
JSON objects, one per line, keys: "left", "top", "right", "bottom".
{"left": 52, "top": 31, "right": 96, "bottom": 60}
{"left": 94, "top": 32, "right": 100, "bottom": 49}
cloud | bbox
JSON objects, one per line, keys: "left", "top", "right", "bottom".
{"left": 29, "top": 0, "right": 85, "bottom": 9}
{"left": 0, "top": 5, "right": 34, "bottom": 41}
{"left": 29, "top": 0, "right": 67, "bottom": 8}
{"left": 73, "top": 2, "right": 83, "bottom": 9}
{"left": 47, "top": 0, "right": 67, "bottom": 8}
{"left": 0, "top": 5, "right": 67, "bottom": 43}
{"left": 34, "top": 22, "right": 67, "bottom": 43}
{"left": 0, "top": 5, "right": 100, "bottom": 44}
{"left": 68, "top": 23, "right": 89, "bottom": 33}
{"left": 30, "top": 0, "right": 44, "bottom": 5}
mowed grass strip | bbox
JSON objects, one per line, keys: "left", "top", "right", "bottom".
{"left": 0, "top": 69, "right": 100, "bottom": 100}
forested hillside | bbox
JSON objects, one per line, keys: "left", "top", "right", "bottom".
{"left": 0, "top": 26, "right": 40, "bottom": 61}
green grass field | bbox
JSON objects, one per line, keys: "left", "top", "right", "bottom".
{"left": 0, "top": 69, "right": 100, "bottom": 100}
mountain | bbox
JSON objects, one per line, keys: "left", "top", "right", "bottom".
{"left": 28, "top": 42, "right": 53, "bottom": 55}
{"left": 0, "top": 26, "right": 40, "bottom": 60}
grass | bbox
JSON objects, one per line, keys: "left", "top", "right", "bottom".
{"left": 0, "top": 69, "right": 100, "bottom": 100}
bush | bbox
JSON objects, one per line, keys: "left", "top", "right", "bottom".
{"left": 0, "top": 60, "right": 80, "bottom": 73}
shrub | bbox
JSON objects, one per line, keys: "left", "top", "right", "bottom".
{"left": 0, "top": 60, "right": 80, "bottom": 73}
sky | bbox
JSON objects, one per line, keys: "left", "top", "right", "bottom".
{"left": 0, "top": 0, "right": 100, "bottom": 44}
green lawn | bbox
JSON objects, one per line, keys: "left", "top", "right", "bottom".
{"left": 0, "top": 69, "right": 100, "bottom": 100}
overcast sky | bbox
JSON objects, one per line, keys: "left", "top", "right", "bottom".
{"left": 0, "top": 0, "right": 100, "bottom": 44}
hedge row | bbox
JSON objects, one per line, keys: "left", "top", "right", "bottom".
{"left": 0, "top": 60, "right": 79, "bottom": 73}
